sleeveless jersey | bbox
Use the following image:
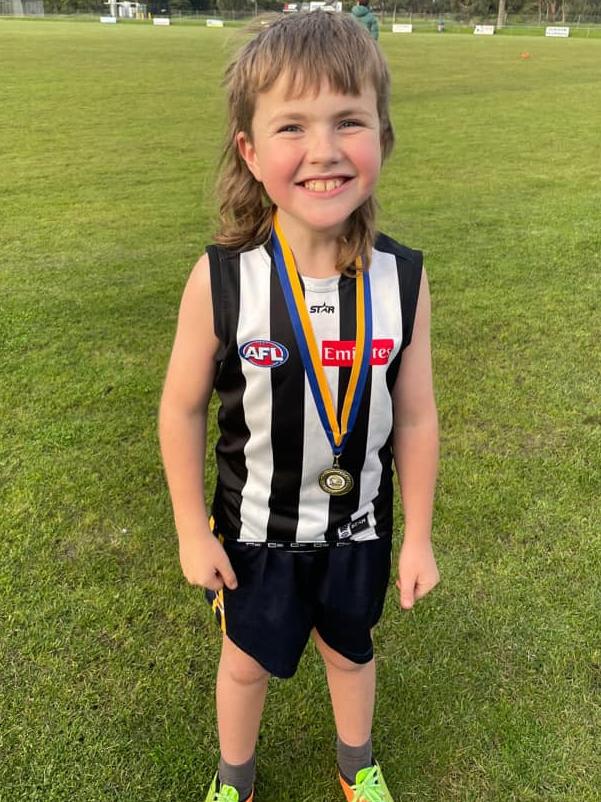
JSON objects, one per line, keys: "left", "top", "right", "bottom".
{"left": 208, "top": 234, "right": 423, "bottom": 546}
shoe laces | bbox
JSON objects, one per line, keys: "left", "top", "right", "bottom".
{"left": 212, "top": 784, "right": 239, "bottom": 802}
{"left": 350, "top": 764, "right": 387, "bottom": 802}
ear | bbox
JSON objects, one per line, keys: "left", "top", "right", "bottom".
{"left": 236, "top": 131, "right": 262, "bottom": 182}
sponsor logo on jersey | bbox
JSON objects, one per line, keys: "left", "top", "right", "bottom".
{"left": 309, "top": 301, "right": 335, "bottom": 314}
{"left": 336, "top": 514, "right": 371, "bottom": 540}
{"left": 322, "top": 339, "right": 394, "bottom": 367}
{"left": 239, "top": 339, "right": 289, "bottom": 368}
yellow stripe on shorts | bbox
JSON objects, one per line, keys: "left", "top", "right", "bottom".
{"left": 211, "top": 588, "right": 227, "bottom": 634}
{"left": 209, "top": 515, "right": 224, "bottom": 545}
{"left": 208, "top": 517, "right": 226, "bottom": 633}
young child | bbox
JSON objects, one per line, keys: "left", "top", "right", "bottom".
{"left": 159, "top": 11, "right": 439, "bottom": 802}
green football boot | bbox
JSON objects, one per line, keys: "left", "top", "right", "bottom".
{"left": 339, "top": 761, "right": 394, "bottom": 802}
{"left": 204, "top": 771, "right": 254, "bottom": 802}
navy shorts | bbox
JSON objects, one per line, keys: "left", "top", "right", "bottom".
{"left": 206, "top": 536, "right": 392, "bottom": 679}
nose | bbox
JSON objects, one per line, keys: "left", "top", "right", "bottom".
{"left": 308, "top": 126, "right": 341, "bottom": 166}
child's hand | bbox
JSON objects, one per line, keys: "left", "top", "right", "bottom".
{"left": 179, "top": 532, "right": 238, "bottom": 592}
{"left": 396, "top": 539, "right": 439, "bottom": 610}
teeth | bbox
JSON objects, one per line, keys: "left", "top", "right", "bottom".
{"left": 304, "top": 178, "right": 344, "bottom": 192}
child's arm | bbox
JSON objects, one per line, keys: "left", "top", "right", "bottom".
{"left": 392, "top": 268, "right": 439, "bottom": 610}
{"left": 159, "top": 255, "right": 238, "bottom": 592}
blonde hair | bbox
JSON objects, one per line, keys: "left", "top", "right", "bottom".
{"left": 215, "top": 11, "right": 394, "bottom": 272}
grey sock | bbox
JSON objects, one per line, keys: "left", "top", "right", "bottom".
{"left": 337, "top": 735, "right": 373, "bottom": 784}
{"left": 218, "top": 753, "right": 256, "bottom": 801}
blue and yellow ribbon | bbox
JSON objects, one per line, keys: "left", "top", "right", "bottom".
{"left": 271, "top": 213, "right": 372, "bottom": 458}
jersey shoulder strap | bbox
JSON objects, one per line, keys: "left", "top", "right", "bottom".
{"left": 375, "top": 232, "right": 424, "bottom": 351}
{"left": 206, "top": 244, "right": 242, "bottom": 347}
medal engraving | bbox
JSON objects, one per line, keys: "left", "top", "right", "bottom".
{"left": 319, "top": 467, "right": 354, "bottom": 496}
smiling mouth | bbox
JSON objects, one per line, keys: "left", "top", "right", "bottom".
{"left": 301, "top": 177, "right": 350, "bottom": 192}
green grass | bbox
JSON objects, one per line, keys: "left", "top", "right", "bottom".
{"left": 1, "top": 20, "right": 600, "bottom": 802}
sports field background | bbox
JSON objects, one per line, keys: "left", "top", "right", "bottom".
{"left": 1, "top": 19, "right": 600, "bottom": 802}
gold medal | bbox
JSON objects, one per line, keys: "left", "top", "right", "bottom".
{"left": 319, "top": 466, "right": 354, "bottom": 496}
{"left": 318, "top": 456, "right": 354, "bottom": 496}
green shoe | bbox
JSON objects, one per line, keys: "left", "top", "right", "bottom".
{"left": 338, "top": 761, "right": 394, "bottom": 802}
{"left": 204, "top": 771, "right": 254, "bottom": 802}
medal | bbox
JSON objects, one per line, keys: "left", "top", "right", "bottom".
{"left": 271, "top": 213, "right": 372, "bottom": 496}
{"left": 319, "top": 456, "right": 355, "bottom": 496}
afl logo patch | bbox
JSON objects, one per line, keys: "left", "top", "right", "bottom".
{"left": 239, "top": 339, "right": 289, "bottom": 368}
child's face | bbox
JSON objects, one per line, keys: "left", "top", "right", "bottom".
{"left": 237, "top": 76, "right": 381, "bottom": 242}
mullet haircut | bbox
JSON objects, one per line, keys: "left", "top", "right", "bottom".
{"left": 215, "top": 11, "right": 394, "bottom": 273}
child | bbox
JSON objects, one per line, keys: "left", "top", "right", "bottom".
{"left": 159, "top": 11, "right": 439, "bottom": 802}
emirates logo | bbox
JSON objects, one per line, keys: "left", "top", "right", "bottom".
{"left": 322, "top": 339, "right": 394, "bottom": 367}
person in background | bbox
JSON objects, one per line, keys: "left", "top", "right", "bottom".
{"left": 352, "top": 0, "right": 380, "bottom": 41}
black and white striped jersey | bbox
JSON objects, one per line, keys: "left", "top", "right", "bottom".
{"left": 207, "top": 234, "right": 423, "bottom": 546}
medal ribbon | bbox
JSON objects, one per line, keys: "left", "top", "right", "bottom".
{"left": 271, "top": 214, "right": 373, "bottom": 457}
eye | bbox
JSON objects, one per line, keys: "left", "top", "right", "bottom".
{"left": 277, "top": 124, "right": 302, "bottom": 134}
{"left": 338, "top": 119, "right": 363, "bottom": 130}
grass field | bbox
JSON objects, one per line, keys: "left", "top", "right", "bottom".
{"left": 1, "top": 19, "right": 600, "bottom": 802}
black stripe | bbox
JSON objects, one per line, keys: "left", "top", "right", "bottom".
{"left": 207, "top": 246, "right": 225, "bottom": 344}
{"left": 266, "top": 259, "right": 304, "bottom": 542}
{"left": 386, "top": 348, "right": 402, "bottom": 393}
{"left": 386, "top": 248, "right": 422, "bottom": 390}
{"left": 373, "top": 436, "right": 394, "bottom": 537}
{"left": 325, "top": 275, "right": 371, "bottom": 538}
{"left": 211, "top": 248, "right": 249, "bottom": 540}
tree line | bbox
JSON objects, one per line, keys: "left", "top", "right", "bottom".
{"left": 41, "top": 0, "right": 601, "bottom": 24}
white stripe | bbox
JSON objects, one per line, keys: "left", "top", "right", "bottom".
{"left": 237, "top": 250, "right": 273, "bottom": 542}
{"left": 359, "top": 250, "right": 403, "bottom": 519}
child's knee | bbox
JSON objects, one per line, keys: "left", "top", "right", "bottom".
{"left": 228, "top": 659, "right": 269, "bottom": 686}
{"left": 221, "top": 637, "right": 270, "bottom": 686}
{"left": 314, "top": 630, "right": 371, "bottom": 673}
{"left": 324, "top": 650, "right": 368, "bottom": 673}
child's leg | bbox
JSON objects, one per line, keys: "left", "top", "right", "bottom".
{"left": 312, "top": 629, "right": 375, "bottom": 746}
{"left": 216, "top": 633, "right": 270, "bottom": 764}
